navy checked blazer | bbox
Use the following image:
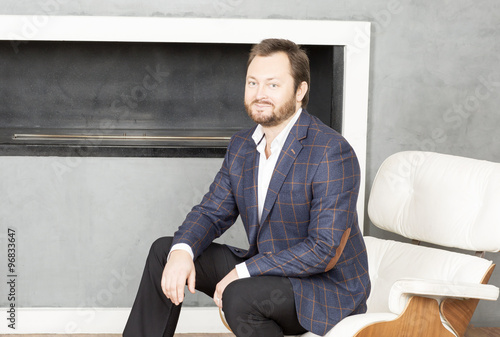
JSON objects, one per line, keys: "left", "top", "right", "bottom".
{"left": 173, "top": 110, "right": 370, "bottom": 336}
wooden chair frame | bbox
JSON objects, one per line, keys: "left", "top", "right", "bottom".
{"left": 353, "top": 264, "right": 496, "bottom": 337}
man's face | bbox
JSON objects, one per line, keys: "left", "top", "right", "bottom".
{"left": 244, "top": 52, "right": 299, "bottom": 128}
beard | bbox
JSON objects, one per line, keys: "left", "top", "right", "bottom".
{"left": 245, "top": 93, "right": 297, "bottom": 127}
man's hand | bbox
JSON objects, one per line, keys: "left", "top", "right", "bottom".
{"left": 214, "top": 268, "right": 239, "bottom": 309}
{"left": 161, "top": 250, "right": 196, "bottom": 306}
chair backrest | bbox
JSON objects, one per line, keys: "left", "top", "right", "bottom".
{"left": 368, "top": 151, "right": 500, "bottom": 252}
{"left": 365, "top": 151, "right": 500, "bottom": 313}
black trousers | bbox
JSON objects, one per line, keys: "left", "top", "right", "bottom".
{"left": 123, "top": 237, "right": 307, "bottom": 337}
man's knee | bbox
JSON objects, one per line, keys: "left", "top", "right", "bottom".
{"left": 223, "top": 278, "right": 287, "bottom": 318}
{"left": 223, "top": 280, "right": 263, "bottom": 320}
{"left": 222, "top": 280, "right": 247, "bottom": 316}
{"left": 149, "top": 236, "right": 174, "bottom": 261}
{"left": 222, "top": 281, "right": 257, "bottom": 336}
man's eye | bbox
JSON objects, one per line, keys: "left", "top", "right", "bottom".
{"left": 270, "top": 83, "right": 278, "bottom": 88}
{"left": 248, "top": 81, "right": 256, "bottom": 86}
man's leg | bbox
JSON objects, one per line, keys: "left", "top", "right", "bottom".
{"left": 191, "top": 241, "right": 246, "bottom": 297}
{"left": 123, "top": 237, "right": 245, "bottom": 337}
{"left": 222, "top": 276, "right": 307, "bottom": 337}
{"left": 123, "top": 237, "right": 180, "bottom": 337}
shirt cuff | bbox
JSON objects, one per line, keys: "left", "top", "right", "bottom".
{"left": 235, "top": 262, "right": 251, "bottom": 279}
{"left": 169, "top": 243, "right": 194, "bottom": 260}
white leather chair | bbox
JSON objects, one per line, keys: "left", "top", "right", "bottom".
{"left": 297, "top": 151, "right": 500, "bottom": 337}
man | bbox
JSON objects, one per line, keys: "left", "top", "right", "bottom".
{"left": 123, "top": 38, "right": 370, "bottom": 337}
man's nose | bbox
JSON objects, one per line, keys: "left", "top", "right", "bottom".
{"left": 256, "top": 85, "right": 267, "bottom": 99}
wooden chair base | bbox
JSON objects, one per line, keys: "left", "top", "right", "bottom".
{"left": 441, "top": 264, "right": 496, "bottom": 337}
{"left": 354, "top": 296, "right": 454, "bottom": 337}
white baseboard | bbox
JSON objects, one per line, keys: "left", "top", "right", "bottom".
{"left": 0, "top": 307, "right": 227, "bottom": 334}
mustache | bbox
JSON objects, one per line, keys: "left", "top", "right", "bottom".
{"left": 251, "top": 99, "right": 274, "bottom": 106}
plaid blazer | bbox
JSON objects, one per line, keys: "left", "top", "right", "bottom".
{"left": 173, "top": 110, "right": 370, "bottom": 336}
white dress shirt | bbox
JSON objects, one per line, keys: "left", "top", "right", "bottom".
{"left": 172, "top": 108, "right": 303, "bottom": 279}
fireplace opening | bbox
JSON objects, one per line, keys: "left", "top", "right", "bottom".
{"left": 0, "top": 40, "right": 344, "bottom": 157}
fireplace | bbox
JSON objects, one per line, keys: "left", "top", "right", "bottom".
{"left": 0, "top": 15, "right": 370, "bottom": 215}
{"left": 0, "top": 40, "right": 343, "bottom": 157}
{"left": 0, "top": 15, "right": 370, "bottom": 156}
{"left": 0, "top": 16, "right": 370, "bottom": 155}
{"left": 0, "top": 16, "right": 371, "bottom": 333}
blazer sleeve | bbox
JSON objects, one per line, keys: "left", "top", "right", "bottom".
{"left": 245, "top": 138, "right": 360, "bottom": 277}
{"left": 172, "top": 138, "right": 240, "bottom": 259}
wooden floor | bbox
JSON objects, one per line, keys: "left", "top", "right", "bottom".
{"left": 0, "top": 334, "right": 229, "bottom": 337}
{"left": 3, "top": 327, "right": 500, "bottom": 337}
{"left": 0, "top": 334, "right": 233, "bottom": 337}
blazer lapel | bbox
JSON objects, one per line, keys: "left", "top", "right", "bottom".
{"left": 259, "top": 112, "right": 311, "bottom": 224}
{"left": 243, "top": 139, "right": 260, "bottom": 237}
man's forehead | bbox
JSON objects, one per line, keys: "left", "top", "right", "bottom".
{"left": 246, "top": 52, "right": 292, "bottom": 77}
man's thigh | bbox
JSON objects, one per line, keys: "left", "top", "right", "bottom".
{"left": 194, "top": 243, "right": 245, "bottom": 297}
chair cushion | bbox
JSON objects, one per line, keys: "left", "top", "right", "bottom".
{"left": 368, "top": 151, "right": 500, "bottom": 252}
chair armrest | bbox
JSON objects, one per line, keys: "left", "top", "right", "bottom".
{"left": 388, "top": 278, "right": 499, "bottom": 314}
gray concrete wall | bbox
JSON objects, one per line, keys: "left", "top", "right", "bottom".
{"left": 1, "top": 0, "right": 499, "bottom": 327}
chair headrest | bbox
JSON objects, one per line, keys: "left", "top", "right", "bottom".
{"left": 368, "top": 151, "right": 500, "bottom": 252}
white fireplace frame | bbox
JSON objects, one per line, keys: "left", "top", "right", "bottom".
{"left": 0, "top": 16, "right": 371, "bottom": 334}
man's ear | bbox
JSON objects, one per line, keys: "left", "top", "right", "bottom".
{"left": 296, "top": 81, "right": 308, "bottom": 103}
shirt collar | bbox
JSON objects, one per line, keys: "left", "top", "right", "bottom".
{"left": 252, "top": 108, "right": 302, "bottom": 149}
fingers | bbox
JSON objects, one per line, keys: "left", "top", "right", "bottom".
{"left": 162, "top": 272, "right": 188, "bottom": 305}
{"left": 161, "top": 273, "right": 168, "bottom": 298}
{"left": 164, "top": 272, "right": 190, "bottom": 305}
{"left": 213, "top": 287, "right": 222, "bottom": 309}
{"left": 187, "top": 270, "right": 196, "bottom": 294}
{"left": 161, "top": 270, "right": 175, "bottom": 304}
{"left": 161, "top": 250, "right": 196, "bottom": 305}
{"left": 213, "top": 268, "right": 239, "bottom": 308}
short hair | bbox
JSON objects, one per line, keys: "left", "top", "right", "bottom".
{"left": 248, "top": 38, "right": 310, "bottom": 108}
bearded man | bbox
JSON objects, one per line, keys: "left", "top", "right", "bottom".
{"left": 123, "top": 38, "right": 370, "bottom": 337}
